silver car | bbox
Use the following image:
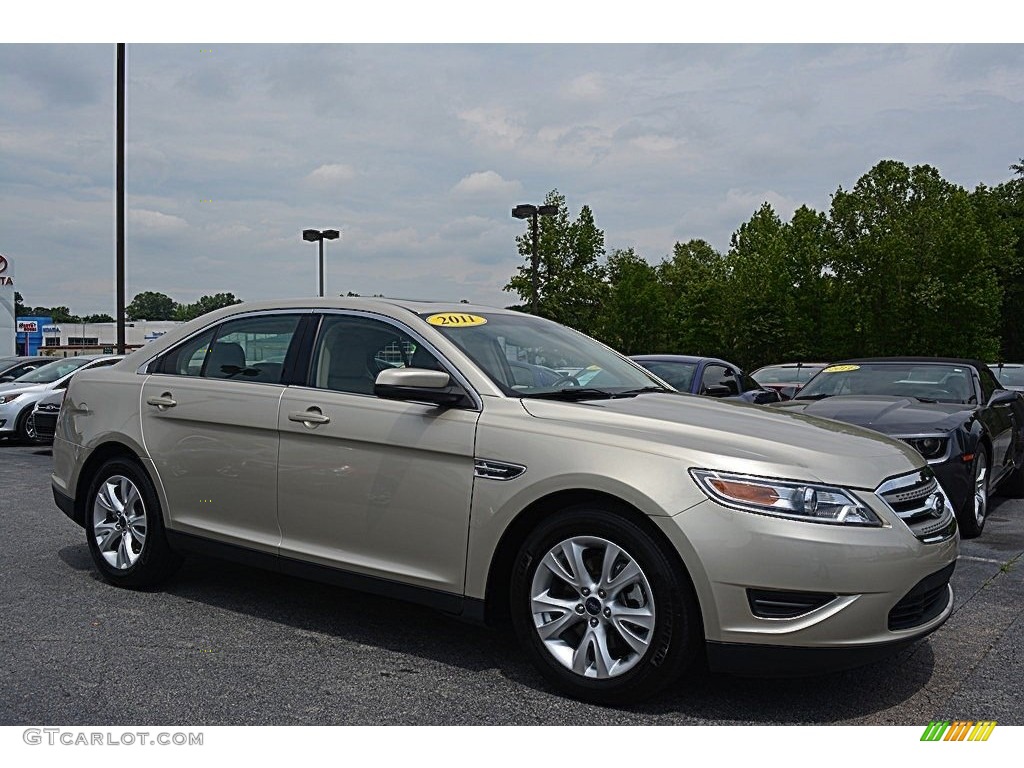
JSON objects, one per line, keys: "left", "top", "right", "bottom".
{"left": 0, "top": 355, "right": 122, "bottom": 441}
{"left": 52, "top": 299, "right": 958, "bottom": 703}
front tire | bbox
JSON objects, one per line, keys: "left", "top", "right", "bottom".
{"left": 85, "top": 459, "right": 182, "bottom": 588}
{"left": 957, "top": 449, "right": 990, "bottom": 539}
{"left": 510, "top": 505, "right": 701, "bottom": 704}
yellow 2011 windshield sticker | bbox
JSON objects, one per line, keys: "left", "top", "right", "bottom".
{"left": 822, "top": 364, "right": 860, "bottom": 373}
{"left": 426, "top": 313, "right": 488, "bottom": 328}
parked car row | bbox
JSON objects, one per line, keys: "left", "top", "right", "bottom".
{"left": 0, "top": 355, "right": 123, "bottom": 442}
{"left": 48, "top": 299, "right": 962, "bottom": 705}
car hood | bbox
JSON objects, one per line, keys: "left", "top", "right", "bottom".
{"left": 0, "top": 382, "right": 53, "bottom": 396}
{"left": 519, "top": 392, "right": 923, "bottom": 490}
{"left": 774, "top": 396, "right": 971, "bottom": 434}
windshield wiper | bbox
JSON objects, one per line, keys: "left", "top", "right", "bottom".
{"left": 912, "top": 396, "right": 939, "bottom": 404}
{"left": 794, "top": 393, "right": 833, "bottom": 401}
{"left": 616, "top": 386, "right": 671, "bottom": 395}
{"left": 527, "top": 387, "right": 618, "bottom": 401}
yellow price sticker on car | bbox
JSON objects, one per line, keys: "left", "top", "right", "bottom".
{"left": 822, "top": 364, "right": 860, "bottom": 373}
{"left": 426, "top": 313, "right": 488, "bottom": 328}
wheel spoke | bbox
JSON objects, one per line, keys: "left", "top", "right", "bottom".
{"left": 96, "top": 522, "right": 121, "bottom": 551}
{"left": 115, "top": 534, "right": 131, "bottom": 569}
{"left": 560, "top": 540, "right": 592, "bottom": 590}
{"left": 598, "top": 542, "right": 624, "bottom": 589}
{"left": 536, "top": 608, "right": 584, "bottom": 641}
{"left": 610, "top": 608, "right": 654, "bottom": 655}
{"left": 124, "top": 483, "right": 141, "bottom": 515}
{"left": 541, "top": 550, "right": 578, "bottom": 587}
{"left": 605, "top": 558, "right": 642, "bottom": 597}
{"left": 96, "top": 483, "right": 118, "bottom": 514}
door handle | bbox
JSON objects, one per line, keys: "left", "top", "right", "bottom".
{"left": 288, "top": 408, "right": 330, "bottom": 427}
{"left": 146, "top": 393, "right": 176, "bottom": 410}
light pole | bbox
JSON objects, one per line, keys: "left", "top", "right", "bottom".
{"left": 512, "top": 203, "right": 558, "bottom": 315}
{"left": 302, "top": 229, "right": 340, "bottom": 297}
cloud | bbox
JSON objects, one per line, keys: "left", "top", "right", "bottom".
{"left": 450, "top": 171, "right": 522, "bottom": 199}
{"left": 130, "top": 209, "right": 189, "bottom": 233}
{"left": 457, "top": 107, "right": 524, "bottom": 149}
{"left": 305, "top": 163, "right": 357, "bottom": 186}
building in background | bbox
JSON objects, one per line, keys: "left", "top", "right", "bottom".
{"left": 27, "top": 319, "right": 181, "bottom": 357}
{"left": 0, "top": 254, "right": 15, "bottom": 355}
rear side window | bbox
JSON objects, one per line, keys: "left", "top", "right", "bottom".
{"left": 157, "top": 315, "right": 301, "bottom": 384}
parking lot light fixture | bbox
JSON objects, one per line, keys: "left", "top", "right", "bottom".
{"left": 302, "top": 228, "right": 341, "bottom": 297}
{"left": 512, "top": 203, "right": 558, "bottom": 315}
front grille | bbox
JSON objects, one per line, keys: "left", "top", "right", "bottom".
{"left": 888, "top": 562, "right": 955, "bottom": 630}
{"left": 747, "top": 589, "right": 836, "bottom": 619}
{"left": 32, "top": 412, "right": 58, "bottom": 440}
{"left": 876, "top": 470, "right": 957, "bottom": 543}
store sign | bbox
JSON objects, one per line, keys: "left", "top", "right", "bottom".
{"left": 17, "top": 321, "right": 38, "bottom": 333}
{"left": 42, "top": 325, "right": 62, "bottom": 334}
{"left": 0, "top": 255, "right": 11, "bottom": 286}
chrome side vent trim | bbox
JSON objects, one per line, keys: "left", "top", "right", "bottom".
{"left": 474, "top": 459, "right": 526, "bottom": 481}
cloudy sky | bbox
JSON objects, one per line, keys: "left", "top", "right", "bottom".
{"left": 3, "top": 38, "right": 1024, "bottom": 315}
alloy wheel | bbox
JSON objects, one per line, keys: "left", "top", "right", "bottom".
{"left": 973, "top": 452, "right": 989, "bottom": 528}
{"left": 92, "top": 475, "right": 148, "bottom": 570}
{"left": 530, "top": 535, "right": 656, "bottom": 679}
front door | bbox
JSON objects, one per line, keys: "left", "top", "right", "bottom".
{"left": 276, "top": 312, "right": 479, "bottom": 594}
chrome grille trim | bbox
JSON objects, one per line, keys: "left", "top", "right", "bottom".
{"left": 876, "top": 469, "right": 957, "bottom": 544}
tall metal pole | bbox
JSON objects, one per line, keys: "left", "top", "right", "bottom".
{"left": 115, "top": 43, "right": 126, "bottom": 355}
{"left": 318, "top": 238, "right": 324, "bottom": 297}
{"left": 530, "top": 211, "right": 539, "bottom": 315}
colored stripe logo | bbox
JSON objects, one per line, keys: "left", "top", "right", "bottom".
{"left": 921, "top": 721, "right": 996, "bottom": 741}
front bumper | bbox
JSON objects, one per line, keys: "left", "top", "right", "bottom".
{"left": 654, "top": 485, "right": 958, "bottom": 664}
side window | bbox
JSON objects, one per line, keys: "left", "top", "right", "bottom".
{"left": 978, "top": 367, "right": 1000, "bottom": 404}
{"left": 156, "top": 315, "right": 301, "bottom": 384}
{"left": 700, "top": 365, "right": 738, "bottom": 396}
{"left": 311, "top": 315, "right": 442, "bottom": 396}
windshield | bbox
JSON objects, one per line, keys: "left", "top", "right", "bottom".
{"left": 991, "top": 365, "right": 1024, "bottom": 387}
{"left": 796, "top": 363, "right": 976, "bottom": 404}
{"left": 13, "top": 357, "right": 94, "bottom": 384}
{"left": 753, "top": 364, "right": 824, "bottom": 384}
{"left": 422, "top": 311, "right": 666, "bottom": 398}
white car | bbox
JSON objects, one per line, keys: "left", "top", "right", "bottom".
{"left": 0, "top": 355, "right": 122, "bottom": 441}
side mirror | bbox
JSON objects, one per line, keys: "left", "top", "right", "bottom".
{"left": 374, "top": 367, "right": 469, "bottom": 407}
{"left": 752, "top": 389, "right": 781, "bottom": 404}
{"left": 702, "top": 384, "right": 733, "bottom": 398}
{"left": 989, "top": 389, "right": 1019, "bottom": 406}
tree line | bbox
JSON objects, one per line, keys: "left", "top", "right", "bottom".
{"left": 506, "top": 159, "right": 1024, "bottom": 371}
{"left": 15, "top": 291, "right": 243, "bottom": 324}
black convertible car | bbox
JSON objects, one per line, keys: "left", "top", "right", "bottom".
{"left": 774, "top": 358, "right": 1024, "bottom": 538}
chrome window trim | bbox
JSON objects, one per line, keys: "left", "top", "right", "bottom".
{"left": 308, "top": 309, "right": 483, "bottom": 411}
{"left": 135, "top": 309, "right": 313, "bottom": 378}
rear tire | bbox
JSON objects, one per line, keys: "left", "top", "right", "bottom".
{"left": 85, "top": 458, "right": 182, "bottom": 589}
{"left": 510, "top": 504, "right": 701, "bottom": 704}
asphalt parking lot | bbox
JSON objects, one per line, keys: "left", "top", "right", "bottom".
{"left": 1, "top": 440, "right": 1021, "bottom": 726}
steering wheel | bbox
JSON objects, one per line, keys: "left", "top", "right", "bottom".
{"left": 548, "top": 374, "right": 581, "bottom": 388}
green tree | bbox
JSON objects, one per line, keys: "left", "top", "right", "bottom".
{"left": 657, "top": 239, "right": 730, "bottom": 358}
{"left": 725, "top": 203, "right": 795, "bottom": 369}
{"left": 14, "top": 292, "right": 25, "bottom": 317}
{"left": 596, "top": 249, "right": 666, "bottom": 354}
{"left": 829, "top": 160, "right": 1000, "bottom": 358}
{"left": 81, "top": 313, "right": 116, "bottom": 323}
{"left": 175, "top": 293, "right": 243, "bottom": 321}
{"left": 505, "top": 190, "right": 609, "bottom": 332}
{"left": 47, "top": 306, "right": 80, "bottom": 323}
{"left": 127, "top": 291, "right": 177, "bottom": 321}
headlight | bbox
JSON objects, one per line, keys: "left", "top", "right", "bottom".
{"left": 0, "top": 393, "right": 22, "bottom": 404}
{"left": 689, "top": 469, "right": 882, "bottom": 526}
{"left": 899, "top": 436, "right": 949, "bottom": 460}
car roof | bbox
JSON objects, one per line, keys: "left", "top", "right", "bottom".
{"left": 630, "top": 355, "right": 730, "bottom": 366}
{"left": 989, "top": 362, "right": 1023, "bottom": 368}
{"left": 834, "top": 356, "right": 986, "bottom": 368}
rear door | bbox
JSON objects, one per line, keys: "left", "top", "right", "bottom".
{"left": 139, "top": 312, "right": 304, "bottom": 552}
